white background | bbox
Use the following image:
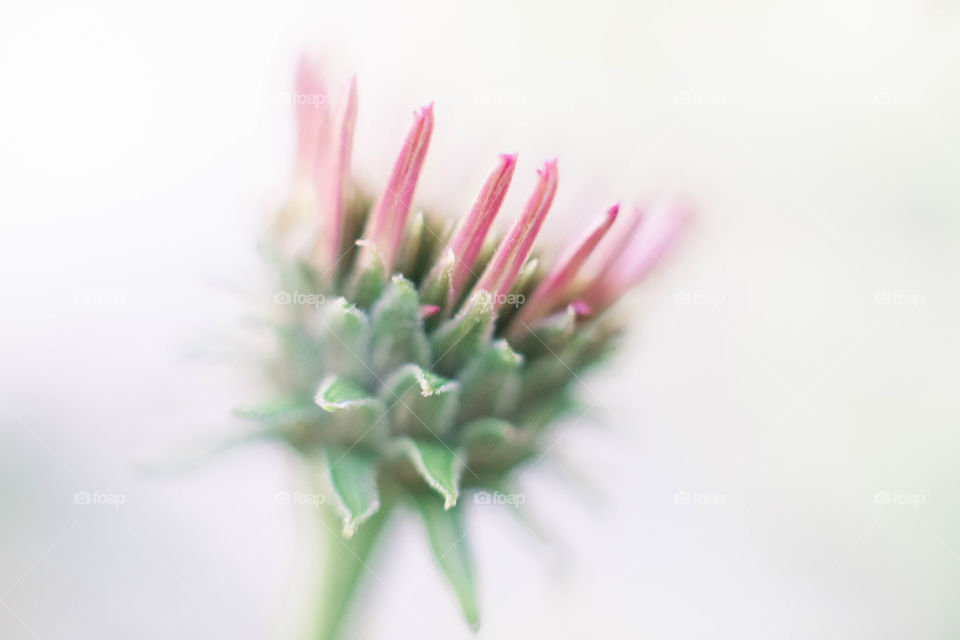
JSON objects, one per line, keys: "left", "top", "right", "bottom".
{"left": 2, "top": 0, "right": 959, "bottom": 638}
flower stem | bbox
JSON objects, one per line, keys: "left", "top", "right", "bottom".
{"left": 310, "top": 504, "right": 391, "bottom": 640}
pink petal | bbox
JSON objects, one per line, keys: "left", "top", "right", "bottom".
{"left": 587, "top": 204, "right": 645, "bottom": 282}
{"left": 317, "top": 76, "right": 358, "bottom": 268}
{"left": 293, "top": 55, "right": 329, "bottom": 185}
{"left": 361, "top": 103, "right": 434, "bottom": 273}
{"left": 590, "top": 198, "right": 693, "bottom": 309}
{"left": 570, "top": 300, "right": 592, "bottom": 317}
{"left": 512, "top": 202, "right": 618, "bottom": 329}
{"left": 446, "top": 153, "right": 517, "bottom": 301}
{"left": 474, "top": 159, "right": 559, "bottom": 307}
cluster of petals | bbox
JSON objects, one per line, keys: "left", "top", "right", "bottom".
{"left": 292, "top": 55, "right": 690, "bottom": 329}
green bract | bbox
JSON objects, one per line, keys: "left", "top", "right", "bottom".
{"left": 241, "top": 198, "right": 619, "bottom": 633}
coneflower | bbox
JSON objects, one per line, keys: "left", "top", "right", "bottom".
{"left": 241, "top": 55, "right": 690, "bottom": 640}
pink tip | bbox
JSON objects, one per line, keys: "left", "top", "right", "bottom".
{"left": 361, "top": 103, "right": 434, "bottom": 273}
{"left": 317, "top": 76, "right": 358, "bottom": 268}
{"left": 613, "top": 199, "right": 692, "bottom": 285}
{"left": 510, "top": 202, "right": 618, "bottom": 330}
{"left": 589, "top": 198, "right": 693, "bottom": 309}
{"left": 570, "top": 300, "right": 592, "bottom": 316}
{"left": 589, "top": 204, "right": 644, "bottom": 281}
{"left": 474, "top": 159, "right": 559, "bottom": 307}
{"left": 444, "top": 153, "right": 518, "bottom": 301}
{"left": 420, "top": 304, "right": 441, "bottom": 318}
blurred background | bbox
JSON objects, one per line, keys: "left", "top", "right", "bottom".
{"left": 2, "top": 0, "right": 959, "bottom": 637}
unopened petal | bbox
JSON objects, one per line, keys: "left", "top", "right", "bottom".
{"left": 446, "top": 153, "right": 517, "bottom": 301}
{"left": 361, "top": 104, "right": 434, "bottom": 273}
{"left": 512, "top": 202, "right": 618, "bottom": 331}
{"left": 474, "top": 159, "right": 558, "bottom": 307}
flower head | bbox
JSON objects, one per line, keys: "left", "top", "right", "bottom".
{"left": 243, "top": 60, "right": 689, "bottom": 636}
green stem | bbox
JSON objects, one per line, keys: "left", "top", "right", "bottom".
{"left": 310, "top": 505, "right": 391, "bottom": 640}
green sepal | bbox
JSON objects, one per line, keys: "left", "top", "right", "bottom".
{"left": 513, "top": 304, "right": 579, "bottom": 356}
{"left": 325, "top": 449, "right": 381, "bottom": 537}
{"left": 460, "top": 418, "right": 532, "bottom": 475}
{"left": 511, "top": 257, "right": 540, "bottom": 297}
{"left": 413, "top": 495, "right": 479, "bottom": 629}
{"left": 456, "top": 339, "right": 523, "bottom": 421}
{"left": 430, "top": 290, "right": 494, "bottom": 376}
{"left": 419, "top": 248, "right": 455, "bottom": 313}
{"left": 410, "top": 214, "right": 453, "bottom": 286}
{"left": 350, "top": 241, "right": 386, "bottom": 309}
{"left": 450, "top": 236, "right": 496, "bottom": 309}
{"left": 520, "top": 321, "right": 621, "bottom": 401}
{"left": 369, "top": 275, "right": 430, "bottom": 374}
{"left": 460, "top": 417, "right": 519, "bottom": 448}
{"left": 395, "top": 438, "right": 465, "bottom": 509}
{"left": 396, "top": 211, "right": 425, "bottom": 280}
{"left": 321, "top": 298, "right": 372, "bottom": 383}
{"left": 235, "top": 395, "right": 328, "bottom": 451}
{"left": 379, "top": 365, "right": 460, "bottom": 436}
{"left": 314, "top": 376, "right": 387, "bottom": 446}
{"left": 494, "top": 258, "right": 541, "bottom": 327}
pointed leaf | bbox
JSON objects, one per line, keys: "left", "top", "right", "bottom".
{"left": 460, "top": 417, "right": 519, "bottom": 448}
{"left": 314, "top": 376, "right": 387, "bottom": 446}
{"left": 512, "top": 303, "right": 579, "bottom": 357}
{"left": 397, "top": 438, "right": 464, "bottom": 509}
{"left": 326, "top": 450, "right": 381, "bottom": 537}
{"left": 380, "top": 365, "right": 459, "bottom": 436}
{"left": 414, "top": 496, "right": 479, "bottom": 629}
{"left": 369, "top": 275, "right": 429, "bottom": 374}
{"left": 235, "top": 395, "right": 322, "bottom": 426}
{"left": 459, "top": 418, "right": 531, "bottom": 474}
{"left": 234, "top": 396, "right": 328, "bottom": 451}
{"left": 321, "top": 298, "right": 372, "bottom": 382}
{"left": 430, "top": 290, "right": 494, "bottom": 376}
{"left": 456, "top": 340, "right": 523, "bottom": 421}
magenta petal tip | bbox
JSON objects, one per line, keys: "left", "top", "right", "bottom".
{"left": 570, "top": 300, "right": 592, "bottom": 316}
{"left": 474, "top": 159, "right": 559, "bottom": 305}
